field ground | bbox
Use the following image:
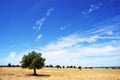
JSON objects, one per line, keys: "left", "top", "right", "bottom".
{"left": 0, "top": 67, "right": 120, "bottom": 80}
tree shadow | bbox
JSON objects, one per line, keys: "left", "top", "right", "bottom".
{"left": 25, "top": 74, "right": 50, "bottom": 77}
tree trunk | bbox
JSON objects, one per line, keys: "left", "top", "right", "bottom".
{"left": 33, "top": 68, "right": 37, "bottom": 76}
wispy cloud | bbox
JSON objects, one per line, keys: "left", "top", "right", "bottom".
{"left": 88, "top": 3, "right": 102, "bottom": 13}
{"left": 87, "top": 15, "right": 120, "bottom": 36}
{"left": 60, "top": 24, "right": 71, "bottom": 31}
{"left": 46, "top": 8, "right": 55, "bottom": 16}
{"left": 37, "top": 34, "right": 42, "bottom": 40}
{"left": 33, "top": 8, "right": 55, "bottom": 31}
{"left": 82, "top": 3, "right": 102, "bottom": 16}
{"left": 89, "top": 24, "right": 120, "bottom": 35}
{"left": 80, "top": 45, "right": 118, "bottom": 54}
{"left": 33, "top": 17, "right": 46, "bottom": 31}
{"left": 38, "top": 32, "right": 120, "bottom": 66}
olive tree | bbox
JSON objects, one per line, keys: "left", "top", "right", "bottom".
{"left": 20, "top": 51, "right": 45, "bottom": 76}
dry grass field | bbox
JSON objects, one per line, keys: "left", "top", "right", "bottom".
{"left": 0, "top": 67, "right": 120, "bottom": 80}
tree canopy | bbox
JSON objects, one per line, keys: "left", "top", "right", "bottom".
{"left": 20, "top": 50, "right": 45, "bottom": 75}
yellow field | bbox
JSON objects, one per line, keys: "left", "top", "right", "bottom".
{"left": 0, "top": 67, "right": 120, "bottom": 80}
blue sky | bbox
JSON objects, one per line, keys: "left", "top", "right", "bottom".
{"left": 0, "top": 0, "right": 120, "bottom": 67}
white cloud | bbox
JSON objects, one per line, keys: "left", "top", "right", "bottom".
{"left": 89, "top": 3, "right": 102, "bottom": 12}
{"left": 82, "top": 3, "right": 102, "bottom": 15}
{"left": 42, "top": 33, "right": 120, "bottom": 52}
{"left": 38, "top": 33, "right": 120, "bottom": 66}
{"left": 37, "top": 34, "right": 42, "bottom": 40}
{"left": 87, "top": 15, "right": 120, "bottom": 36}
{"left": 33, "top": 17, "right": 46, "bottom": 31}
{"left": 89, "top": 26, "right": 115, "bottom": 35}
{"left": 80, "top": 45, "right": 118, "bottom": 55}
{"left": 43, "top": 34, "right": 98, "bottom": 50}
{"left": 46, "top": 8, "right": 55, "bottom": 16}
{"left": 33, "top": 8, "right": 55, "bottom": 32}
{"left": 106, "top": 31, "right": 113, "bottom": 35}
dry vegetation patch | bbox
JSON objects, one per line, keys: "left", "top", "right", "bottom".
{"left": 0, "top": 67, "right": 120, "bottom": 80}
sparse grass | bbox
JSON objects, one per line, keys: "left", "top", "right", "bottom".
{"left": 0, "top": 67, "right": 120, "bottom": 80}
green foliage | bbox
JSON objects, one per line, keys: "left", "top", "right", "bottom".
{"left": 45, "top": 64, "right": 54, "bottom": 68}
{"left": 8, "top": 63, "right": 11, "bottom": 67}
{"left": 20, "top": 51, "right": 45, "bottom": 75}
{"left": 78, "top": 66, "right": 82, "bottom": 70}
{"left": 30, "top": 56, "right": 45, "bottom": 69}
{"left": 21, "top": 51, "right": 45, "bottom": 69}
{"left": 74, "top": 66, "right": 76, "bottom": 68}
{"left": 49, "top": 64, "right": 54, "bottom": 68}
{"left": 62, "top": 65, "right": 65, "bottom": 68}
{"left": 55, "top": 65, "right": 61, "bottom": 69}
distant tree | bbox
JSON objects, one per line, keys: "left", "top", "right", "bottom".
{"left": 45, "top": 64, "right": 54, "bottom": 68}
{"left": 20, "top": 51, "right": 45, "bottom": 76}
{"left": 62, "top": 65, "right": 65, "bottom": 68}
{"left": 1, "top": 65, "right": 6, "bottom": 67}
{"left": 89, "top": 67, "right": 93, "bottom": 69}
{"left": 16, "top": 65, "right": 20, "bottom": 67}
{"left": 11, "top": 65, "right": 15, "bottom": 67}
{"left": 74, "top": 66, "right": 76, "bottom": 68}
{"left": 111, "top": 67, "right": 120, "bottom": 69}
{"left": 8, "top": 63, "right": 11, "bottom": 67}
{"left": 45, "top": 65, "right": 49, "bottom": 67}
{"left": 49, "top": 64, "right": 54, "bottom": 68}
{"left": 112, "top": 67, "right": 115, "bottom": 69}
{"left": 84, "top": 67, "right": 87, "bottom": 69}
{"left": 66, "top": 66, "right": 70, "bottom": 68}
{"left": 78, "top": 66, "right": 82, "bottom": 70}
{"left": 106, "top": 67, "right": 109, "bottom": 69}
{"left": 70, "top": 65, "right": 73, "bottom": 68}
{"left": 55, "top": 65, "right": 61, "bottom": 69}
